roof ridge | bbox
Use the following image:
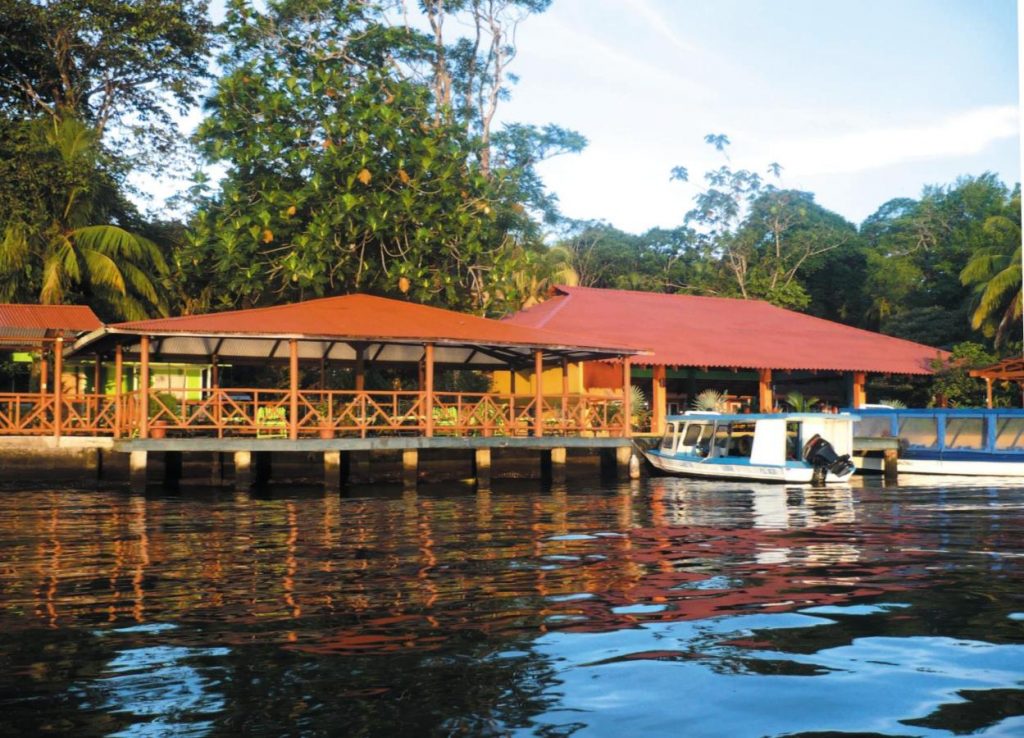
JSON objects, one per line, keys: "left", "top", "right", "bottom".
{"left": 114, "top": 293, "right": 382, "bottom": 328}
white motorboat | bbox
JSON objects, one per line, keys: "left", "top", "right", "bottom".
{"left": 645, "top": 412, "right": 858, "bottom": 484}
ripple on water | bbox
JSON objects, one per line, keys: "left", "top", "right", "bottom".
{"left": 0, "top": 481, "right": 1020, "bottom": 737}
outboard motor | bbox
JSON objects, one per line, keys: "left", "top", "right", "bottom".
{"left": 802, "top": 434, "right": 855, "bottom": 485}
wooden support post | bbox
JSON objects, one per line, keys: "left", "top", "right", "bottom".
{"left": 534, "top": 349, "right": 544, "bottom": 438}
{"left": 509, "top": 364, "right": 517, "bottom": 395}
{"left": 139, "top": 335, "right": 150, "bottom": 440}
{"left": 986, "top": 378, "right": 993, "bottom": 409}
{"left": 652, "top": 364, "right": 667, "bottom": 435}
{"left": 163, "top": 451, "right": 182, "bottom": 490}
{"left": 39, "top": 350, "right": 48, "bottom": 394}
{"left": 253, "top": 452, "right": 272, "bottom": 488}
{"left": 324, "top": 450, "right": 343, "bottom": 492}
{"left": 114, "top": 344, "right": 123, "bottom": 439}
{"left": 424, "top": 343, "right": 435, "bottom": 438}
{"left": 883, "top": 447, "right": 898, "bottom": 483}
{"left": 622, "top": 358, "right": 632, "bottom": 438}
{"left": 852, "top": 371, "right": 867, "bottom": 409}
{"left": 53, "top": 337, "right": 63, "bottom": 440}
{"left": 758, "top": 368, "right": 773, "bottom": 413}
{"left": 402, "top": 449, "right": 418, "bottom": 488}
{"left": 211, "top": 355, "right": 219, "bottom": 388}
{"left": 354, "top": 345, "right": 365, "bottom": 392}
{"left": 289, "top": 338, "right": 299, "bottom": 441}
{"left": 93, "top": 355, "right": 102, "bottom": 393}
{"left": 616, "top": 445, "right": 633, "bottom": 479}
{"left": 599, "top": 448, "right": 617, "bottom": 480}
{"left": 473, "top": 447, "right": 491, "bottom": 490}
{"left": 560, "top": 358, "right": 570, "bottom": 431}
{"left": 546, "top": 447, "right": 567, "bottom": 485}
{"left": 233, "top": 451, "right": 251, "bottom": 490}
{"left": 129, "top": 450, "right": 148, "bottom": 491}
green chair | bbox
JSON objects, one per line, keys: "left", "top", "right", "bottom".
{"left": 256, "top": 405, "right": 288, "bottom": 438}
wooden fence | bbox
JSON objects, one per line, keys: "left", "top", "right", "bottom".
{"left": 0, "top": 388, "right": 629, "bottom": 439}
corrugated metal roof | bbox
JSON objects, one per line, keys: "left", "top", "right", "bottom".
{"left": 93, "top": 294, "right": 641, "bottom": 357}
{"left": 504, "top": 286, "right": 944, "bottom": 375}
{"left": 0, "top": 303, "right": 103, "bottom": 340}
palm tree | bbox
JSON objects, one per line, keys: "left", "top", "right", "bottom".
{"left": 0, "top": 118, "right": 169, "bottom": 319}
{"left": 960, "top": 194, "right": 1022, "bottom": 346}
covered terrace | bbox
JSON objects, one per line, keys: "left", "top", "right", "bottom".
{"left": 55, "top": 294, "right": 641, "bottom": 440}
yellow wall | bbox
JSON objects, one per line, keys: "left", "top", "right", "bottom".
{"left": 490, "top": 362, "right": 588, "bottom": 395}
{"left": 490, "top": 361, "right": 629, "bottom": 397}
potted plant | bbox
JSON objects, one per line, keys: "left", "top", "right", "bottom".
{"left": 148, "top": 392, "right": 180, "bottom": 439}
{"left": 316, "top": 400, "right": 335, "bottom": 439}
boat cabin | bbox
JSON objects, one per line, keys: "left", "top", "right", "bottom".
{"left": 659, "top": 413, "right": 856, "bottom": 466}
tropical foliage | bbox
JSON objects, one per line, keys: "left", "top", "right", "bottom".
{"left": 0, "top": 0, "right": 1020, "bottom": 405}
{"left": 0, "top": 118, "right": 169, "bottom": 319}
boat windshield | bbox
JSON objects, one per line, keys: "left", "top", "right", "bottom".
{"left": 660, "top": 422, "right": 677, "bottom": 452}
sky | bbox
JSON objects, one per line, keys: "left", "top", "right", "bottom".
{"left": 140, "top": 0, "right": 1020, "bottom": 235}
{"left": 487, "top": 0, "right": 1020, "bottom": 233}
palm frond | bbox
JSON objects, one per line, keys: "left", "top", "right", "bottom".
{"left": 118, "top": 260, "right": 161, "bottom": 305}
{"left": 79, "top": 248, "right": 127, "bottom": 295}
{"left": 56, "top": 238, "right": 81, "bottom": 284}
{"left": 71, "top": 225, "right": 144, "bottom": 260}
{"left": 0, "top": 224, "right": 30, "bottom": 273}
{"left": 40, "top": 254, "right": 66, "bottom": 304}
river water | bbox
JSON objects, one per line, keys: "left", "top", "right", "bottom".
{"left": 0, "top": 476, "right": 1022, "bottom": 737}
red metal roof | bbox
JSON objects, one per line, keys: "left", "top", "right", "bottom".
{"left": 108, "top": 293, "right": 639, "bottom": 354}
{"left": 0, "top": 303, "right": 103, "bottom": 341}
{"left": 504, "top": 286, "right": 944, "bottom": 375}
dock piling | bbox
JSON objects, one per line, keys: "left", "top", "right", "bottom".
{"left": 324, "top": 450, "right": 345, "bottom": 491}
{"left": 473, "top": 448, "right": 491, "bottom": 490}
{"left": 402, "top": 449, "right": 418, "bottom": 489}
{"left": 233, "top": 450, "right": 251, "bottom": 490}
{"left": 129, "top": 450, "right": 147, "bottom": 491}
{"left": 883, "top": 448, "right": 899, "bottom": 483}
{"left": 163, "top": 451, "right": 182, "bottom": 490}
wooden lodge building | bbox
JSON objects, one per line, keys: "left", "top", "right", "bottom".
{"left": 501, "top": 286, "right": 945, "bottom": 433}
{"left": 0, "top": 288, "right": 948, "bottom": 488}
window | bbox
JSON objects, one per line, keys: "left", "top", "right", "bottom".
{"left": 945, "top": 417, "right": 985, "bottom": 450}
{"left": 995, "top": 417, "right": 1024, "bottom": 450}
{"left": 681, "top": 423, "right": 703, "bottom": 446}
{"left": 899, "top": 417, "right": 938, "bottom": 448}
{"left": 660, "top": 423, "right": 677, "bottom": 452}
{"left": 855, "top": 417, "right": 892, "bottom": 438}
{"left": 730, "top": 422, "right": 755, "bottom": 457}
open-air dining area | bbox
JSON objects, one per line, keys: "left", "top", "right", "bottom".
{"left": 0, "top": 294, "right": 642, "bottom": 442}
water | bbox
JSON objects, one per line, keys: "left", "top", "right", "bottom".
{"left": 1, "top": 477, "right": 1022, "bottom": 737}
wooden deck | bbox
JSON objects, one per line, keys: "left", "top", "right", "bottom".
{"left": 0, "top": 388, "right": 629, "bottom": 440}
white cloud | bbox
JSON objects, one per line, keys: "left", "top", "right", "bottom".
{"left": 766, "top": 105, "right": 1019, "bottom": 177}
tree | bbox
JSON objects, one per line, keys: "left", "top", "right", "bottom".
{"left": 0, "top": 0, "right": 213, "bottom": 166}
{"left": 929, "top": 342, "right": 996, "bottom": 408}
{"left": 672, "top": 136, "right": 853, "bottom": 309}
{"left": 860, "top": 174, "right": 1016, "bottom": 349}
{"left": 180, "top": 0, "right": 560, "bottom": 314}
{"left": 960, "top": 191, "right": 1022, "bottom": 347}
{"left": 0, "top": 117, "right": 169, "bottom": 319}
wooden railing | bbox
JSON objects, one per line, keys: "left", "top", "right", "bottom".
{"left": 0, "top": 389, "right": 628, "bottom": 439}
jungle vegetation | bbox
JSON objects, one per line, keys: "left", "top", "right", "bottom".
{"left": 0, "top": 0, "right": 1020, "bottom": 399}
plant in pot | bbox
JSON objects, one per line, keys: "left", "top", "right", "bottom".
{"left": 316, "top": 400, "right": 335, "bottom": 439}
{"left": 148, "top": 392, "right": 180, "bottom": 439}
{"left": 691, "top": 389, "right": 729, "bottom": 412}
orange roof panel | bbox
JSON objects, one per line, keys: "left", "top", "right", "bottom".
{"left": 110, "top": 293, "right": 639, "bottom": 354}
{"left": 0, "top": 303, "right": 103, "bottom": 340}
{"left": 504, "top": 286, "right": 944, "bottom": 375}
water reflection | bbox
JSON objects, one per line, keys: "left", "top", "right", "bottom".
{"left": 0, "top": 477, "right": 1021, "bottom": 736}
